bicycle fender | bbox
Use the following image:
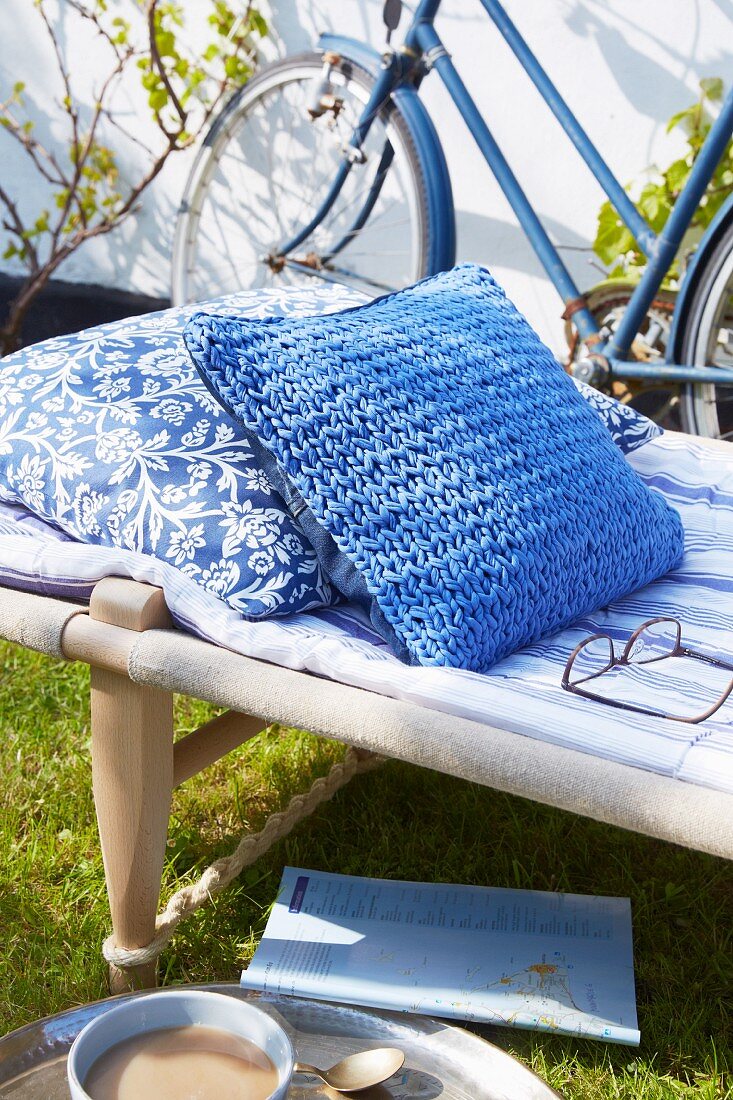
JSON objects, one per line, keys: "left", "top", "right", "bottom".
{"left": 317, "top": 33, "right": 456, "bottom": 274}
{"left": 318, "top": 33, "right": 384, "bottom": 78}
{"left": 668, "top": 191, "right": 733, "bottom": 362}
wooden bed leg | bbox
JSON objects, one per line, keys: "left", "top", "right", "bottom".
{"left": 89, "top": 580, "right": 174, "bottom": 994}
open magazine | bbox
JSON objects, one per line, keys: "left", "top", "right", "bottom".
{"left": 240, "top": 867, "right": 640, "bottom": 1045}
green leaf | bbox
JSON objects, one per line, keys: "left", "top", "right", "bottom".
{"left": 638, "top": 186, "right": 660, "bottom": 222}
{"left": 665, "top": 157, "right": 690, "bottom": 193}
{"left": 595, "top": 74, "right": 732, "bottom": 283}
{"left": 660, "top": 105, "right": 695, "bottom": 135}
{"left": 223, "top": 55, "right": 251, "bottom": 82}
{"left": 155, "top": 29, "right": 176, "bottom": 57}
{"left": 12, "top": 81, "right": 25, "bottom": 96}
{"left": 700, "top": 76, "right": 723, "bottom": 101}
{"left": 666, "top": 105, "right": 694, "bottom": 134}
{"left": 250, "top": 10, "right": 268, "bottom": 37}
{"left": 148, "top": 87, "right": 168, "bottom": 112}
{"left": 592, "top": 201, "right": 637, "bottom": 267}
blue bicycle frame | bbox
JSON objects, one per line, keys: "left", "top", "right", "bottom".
{"left": 280, "top": 0, "right": 733, "bottom": 387}
{"left": 407, "top": 0, "right": 733, "bottom": 386}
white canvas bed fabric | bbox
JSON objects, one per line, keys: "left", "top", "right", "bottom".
{"left": 0, "top": 429, "right": 732, "bottom": 797}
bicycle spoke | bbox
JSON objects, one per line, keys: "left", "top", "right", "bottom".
{"left": 274, "top": 88, "right": 325, "bottom": 231}
{"left": 175, "top": 57, "right": 423, "bottom": 302}
{"left": 285, "top": 258, "right": 396, "bottom": 293}
{"left": 326, "top": 166, "right": 391, "bottom": 231}
{"left": 344, "top": 214, "right": 412, "bottom": 235}
{"left": 323, "top": 265, "right": 398, "bottom": 293}
{"left": 337, "top": 248, "right": 409, "bottom": 258}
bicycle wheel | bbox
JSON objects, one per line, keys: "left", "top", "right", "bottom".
{"left": 172, "top": 52, "right": 431, "bottom": 304}
{"left": 679, "top": 217, "right": 733, "bottom": 439}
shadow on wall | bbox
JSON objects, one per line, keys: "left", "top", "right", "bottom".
{"left": 266, "top": 0, "right": 329, "bottom": 52}
{"left": 561, "top": 1, "right": 731, "bottom": 124}
{"left": 455, "top": 210, "right": 605, "bottom": 351}
{"left": 455, "top": 209, "right": 600, "bottom": 285}
{"left": 271, "top": 0, "right": 731, "bottom": 121}
{"left": 4, "top": 0, "right": 728, "bottom": 346}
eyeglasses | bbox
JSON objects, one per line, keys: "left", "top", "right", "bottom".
{"left": 562, "top": 617, "right": 733, "bottom": 724}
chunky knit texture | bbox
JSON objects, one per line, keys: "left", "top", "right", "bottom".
{"left": 185, "top": 265, "right": 684, "bottom": 672}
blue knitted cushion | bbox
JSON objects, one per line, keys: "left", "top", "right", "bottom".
{"left": 185, "top": 265, "right": 684, "bottom": 671}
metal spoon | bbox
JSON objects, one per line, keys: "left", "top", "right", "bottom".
{"left": 294, "top": 1047, "right": 405, "bottom": 1093}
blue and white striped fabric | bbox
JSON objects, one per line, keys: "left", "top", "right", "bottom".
{"left": 0, "top": 431, "right": 731, "bottom": 794}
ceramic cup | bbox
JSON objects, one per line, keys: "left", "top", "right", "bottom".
{"left": 67, "top": 989, "right": 294, "bottom": 1100}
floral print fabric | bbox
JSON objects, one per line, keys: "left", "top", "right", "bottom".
{"left": 0, "top": 285, "right": 362, "bottom": 618}
{"left": 571, "top": 378, "right": 662, "bottom": 454}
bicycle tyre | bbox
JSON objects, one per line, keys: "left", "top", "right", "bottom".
{"left": 172, "top": 52, "right": 432, "bottom": 305}
{"left": 679, "top": 215, "right": 733, "bottom": 439}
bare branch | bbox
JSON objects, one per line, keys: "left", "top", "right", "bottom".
{"left": 0, "top": 112, "right": 69, "bottom": 187}
{"left": 64, "top": 0, "right": 127, "bottom": 62}
{"left": 0, "top": 182, "right": 39, "bottom": 271}
{"left": 1, "top": 0, "right": 270, "bottom": 351}
{"left": 37, "top": 0, "right": 80, "bottom": 163}
{"left": 146, "top": 0, "right": 187, "bottom": 131}
{"left": 49, "top": 54, "right": 129, "bottom": 254}
{"left": 100, "top": 109, "right": 158, "bottom": 159}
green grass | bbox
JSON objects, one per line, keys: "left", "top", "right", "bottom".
{"left": 0, "top": 639, "right": 731, "bottom": 1097}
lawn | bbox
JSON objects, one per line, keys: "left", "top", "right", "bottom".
{"left": 0, "top": 638, "right": 731, "bottom": 1098}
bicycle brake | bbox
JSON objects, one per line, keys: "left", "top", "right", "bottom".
{"left": 308, "top": 51, "right": 344, "bottom": 121}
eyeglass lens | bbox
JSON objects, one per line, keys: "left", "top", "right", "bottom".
{"left": 624, "top": 618, "right": 681, "bottom": 664}
{"left": 567, "top": 635, "right": 614, "bottom": 686}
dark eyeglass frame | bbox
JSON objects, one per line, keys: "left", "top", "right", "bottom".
{"left": 562, "top": 616, "right": 733, "bottom": 724}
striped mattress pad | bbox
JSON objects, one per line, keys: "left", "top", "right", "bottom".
{"left": 0, "top": 430, "right": 731, "bottom": 796}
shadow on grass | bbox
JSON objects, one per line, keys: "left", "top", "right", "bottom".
{"left": 1, "top": 640, "right": 730, "bottom": 1097}
{"left": 159, "top": 755, "right": 732, "bottom": 1097}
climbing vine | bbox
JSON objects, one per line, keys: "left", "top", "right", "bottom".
{"left": 593, "top": 77, "right": 733, "bottom": 285}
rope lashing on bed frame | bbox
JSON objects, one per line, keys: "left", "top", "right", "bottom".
{"left": 102, "top": 747, "right": 383, "bottom": 971}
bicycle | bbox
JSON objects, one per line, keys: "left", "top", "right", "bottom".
{"left": 172, "top": 0, "right": 733, "bottom": 439}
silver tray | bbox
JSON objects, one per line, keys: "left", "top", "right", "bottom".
{"left": 0, "top": 984, "right": 562, "bottom": 1099}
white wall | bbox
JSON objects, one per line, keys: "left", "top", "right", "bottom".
{"left": 1, "top": 0, "right": 731, "bottom": 351}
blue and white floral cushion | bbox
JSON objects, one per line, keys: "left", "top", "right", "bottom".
{"left": 571, "top": 378, "right": 662, "bottom": 454}
{"left": 0, "top": 286, "right": 361, "bottom": 618}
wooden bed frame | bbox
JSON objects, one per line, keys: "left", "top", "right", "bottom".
{"left": 2, "top": 575, "right": 732, "bottom": 994}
